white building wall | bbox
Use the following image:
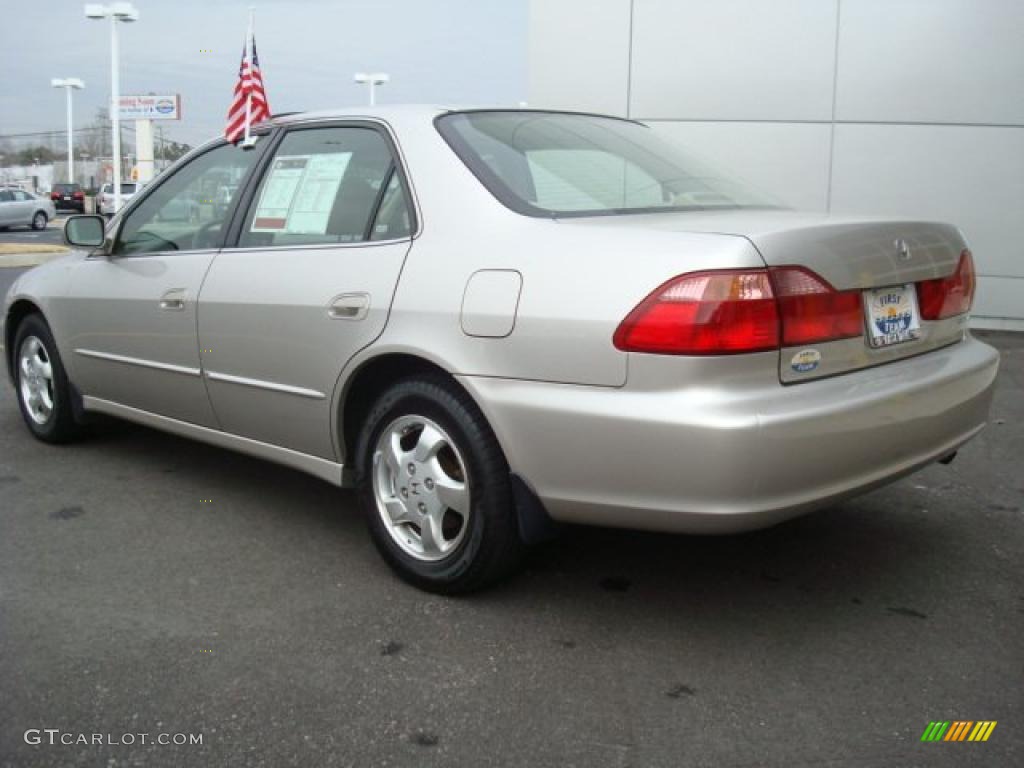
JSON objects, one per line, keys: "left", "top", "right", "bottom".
{"left": 528, "top": 0, "right": 1024, "bottom": 329}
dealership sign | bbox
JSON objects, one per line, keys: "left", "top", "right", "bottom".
{"left": 118, "top": 94, "right": 181, "bottom": 120}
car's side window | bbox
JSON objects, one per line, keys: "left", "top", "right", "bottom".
{"left": 238, "top": 126, "right": 411, "bottom": 248}
{"left": 369, "top": 171, "right": 412, "bottom": 241}
{"left": 112, "top": 143, "right": 259, "bottom": 256}
{"left": 0, "top": 191, "right": 14, "bottom": 202}
{"left": 13, "top": 191, "right": 32, "bottom": 201}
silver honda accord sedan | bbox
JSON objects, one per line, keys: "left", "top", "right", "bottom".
{"left": 2, "top": 106, "right": 1000, "bottom": 592}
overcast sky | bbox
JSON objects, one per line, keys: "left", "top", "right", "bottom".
{"left": 1, "top": 0, "right": 526, "bottom": 146}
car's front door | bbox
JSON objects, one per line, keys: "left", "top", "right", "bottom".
{"left": 197, "top": 123, "right": 416, "bottom": 458}
{"left": 58, "top": 142, "right": 264, "bottom": 426}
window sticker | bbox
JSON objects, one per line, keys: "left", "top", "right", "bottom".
{"left": 250, "top": 152, "right": 352, "bottom": 234}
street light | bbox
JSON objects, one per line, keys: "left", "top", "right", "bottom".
{"left": 51, "top": 78, "right": 85, "bottom": 185}
{"left": 85, "top": 2, "right": 138, "bottom": 214}
{"left": 354, "top": 72, "right": 389, "bottom": 106}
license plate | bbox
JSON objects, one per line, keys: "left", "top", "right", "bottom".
{"left": 63, "top": 196, "right": 71, "bottom": 201}
{"left": 864, "top": 284, "right": 921, "bottom": 348}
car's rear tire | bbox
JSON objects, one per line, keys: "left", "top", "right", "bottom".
{"left": 31, "top": 211, "right": 47, "bottom": 231}
{"left": 13, "top": 314, "right": 82, "bottom": 443}
{"left": 354, "top": 374, "right": 523, "bottom": 593}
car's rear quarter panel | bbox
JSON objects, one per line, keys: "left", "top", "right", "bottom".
{"left": 361, "top": 115, "right": 767, "bottom": 389}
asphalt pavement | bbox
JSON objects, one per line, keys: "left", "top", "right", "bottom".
{"left": 0, "top": 332, "right": 1021, "bottom": 767}
{"left": 0, "top": 218, "right": 67, "bottom": 248}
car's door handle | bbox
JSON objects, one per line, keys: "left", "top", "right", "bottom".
{"left": 328, "top": 293, "right": 370, "bottom": 320}
{"left": 159, "top": 288, "right": 187, "bottom": 311}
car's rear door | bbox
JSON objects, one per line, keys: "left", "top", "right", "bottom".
{"left": 0, "top": 190, "right": 14, "bottom": 226}
{"left": 12, "top": 190, "right": 36, "bottom": 223}
{"left": 57, "top": 141, "right": 265, "bottom": 426}
{"left": 197, "top": 121, "right": 416, "bottom": 459}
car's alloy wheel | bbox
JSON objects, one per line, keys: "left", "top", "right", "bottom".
{"left": 356, "top": 375, "right": 523, "bottom": 593}
{"left": 31, "top": 212, "right": 47, "bottom": 230}
{"left": 372, "top": 414, "right": 472, "bottom": 561}
{"left": 13, "top": 314, "right": 82, "bottom": 443}
{"left": 18, "top": 335, "right": 55, "bottom": 425}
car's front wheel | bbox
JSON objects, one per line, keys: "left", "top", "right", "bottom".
{"left": 355, "top": 375, "right": 523, "bottom": 593}
{"left": 13, "top": 314, "right": 82, "bottom": 443}
{"left": 31, "top": 211, "right": 47, "bottom": 231}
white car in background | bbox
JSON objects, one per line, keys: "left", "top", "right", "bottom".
{"left": 96, "top": 182, "right": 141, "bottom": 217}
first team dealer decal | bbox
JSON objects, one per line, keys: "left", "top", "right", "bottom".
{"left": 790, "top": 349, "right": 821, "bottom": 373}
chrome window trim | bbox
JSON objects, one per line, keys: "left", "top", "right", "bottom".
{"left": 84, "top": 248, "right": 220, "bottom": 261}
{"left": 215, "top": 238, "right": 411, "bottom": 255}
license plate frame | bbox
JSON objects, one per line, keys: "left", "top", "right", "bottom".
{"left": 864, "top": 283, "right": 922, "bottom": 348}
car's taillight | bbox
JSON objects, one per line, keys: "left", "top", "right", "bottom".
{"left": 74, "top": 191, "right": 84, "bottom": 199}
{"left": 769, "top": 266, "right": 863, "bottom": 346}
{"left": 917, "top": 249, "right": 975, "bottom": 320}
{"left": 613, "top": 270, "right": 779, "bottom": 355}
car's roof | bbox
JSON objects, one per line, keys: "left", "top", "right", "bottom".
{"left": 268, "top": 104, "right": 450, "bottom": 127}
{"left": 264, "top": 104, "right": 631, "bottom": 128}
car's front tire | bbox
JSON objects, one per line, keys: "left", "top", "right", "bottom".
{"left": 354, "top": 375, "right": 523, "bottom": 593}
{"left": 13, "top": 314, "right": 82, "bottom": 443}
{"left": 31, "top": 211, "right": 47, "bottom": 231}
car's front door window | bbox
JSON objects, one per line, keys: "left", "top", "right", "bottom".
{"left": 113, "top": 143, "right": 259, "bottom": 256}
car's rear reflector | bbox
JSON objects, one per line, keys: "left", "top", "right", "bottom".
{"left": 917, "top": 249, "right": 976, "bottom": 320}
{"left": 613, "top": 270, "right": 780, "bottom": 355}
{"left": 769, "top": 266, "right": 864, "bottom": 346}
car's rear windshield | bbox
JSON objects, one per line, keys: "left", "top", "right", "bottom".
{"left": 436, "top": 111, "right": 777, "bottom": 218}
{"left": 120, "top": 184, "right": 137, "bottom": 193}
{"left": 54, "top": 184, "right": 79, "bottom": 192}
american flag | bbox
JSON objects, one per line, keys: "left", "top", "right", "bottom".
{"left": 225, "top": 39, "right": 270, "bottom": 143}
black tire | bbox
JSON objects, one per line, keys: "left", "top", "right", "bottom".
{"left": 31, "top": 211, "right": 47, "bottom": 231}
{"left": 12, "top": 314, "right": 82, "bottom": 443}
{"left": 354, "top": 374, "right": 523, "bottom": 593}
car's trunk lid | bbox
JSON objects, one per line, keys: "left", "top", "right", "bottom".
{"left": 562, "top": 210, "right": 971, "bottom": 382}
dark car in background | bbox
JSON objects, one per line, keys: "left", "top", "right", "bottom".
{"left": 50, "top": 183, "right": 84, "bottom": 212}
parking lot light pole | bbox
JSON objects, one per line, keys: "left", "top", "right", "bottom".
{"left": 51, "top": 78, "right": 85, "bottom": 185}
{"left": 85, "top": 2, "right": 138, "bottom": 214}
{"left": 354, "top": 72, "right": 389, "bottom": 106}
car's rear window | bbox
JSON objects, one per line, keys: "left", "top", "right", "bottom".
{"left": 120, "top": 184, "right": 138, "bottom": 193}
{"left": 436, "top": 111, "right": 776, "bottom": 218}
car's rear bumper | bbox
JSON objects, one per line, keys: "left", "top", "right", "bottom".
{"left": 457, "top": 336, "right": 999, "bottom": 533}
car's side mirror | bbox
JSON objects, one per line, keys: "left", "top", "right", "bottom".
{"left": 64, "top": 215, "right": 106, "bottom": 248}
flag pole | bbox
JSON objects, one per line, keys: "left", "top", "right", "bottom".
{"left": 243, "top": 6, "right": 255, "bottom": 146}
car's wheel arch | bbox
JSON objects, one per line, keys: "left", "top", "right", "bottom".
{"left": 336, "top": 351, "right": 463, "bottom": 466}
{"left": 335, "top": 349, "right": 559, "bottom": 548}
{"left": 5, "top": 299, "right": 48, "bottom": 383}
